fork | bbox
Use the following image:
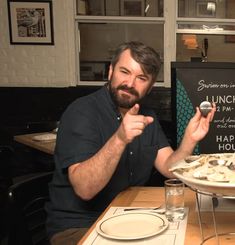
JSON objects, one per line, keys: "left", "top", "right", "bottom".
{"left": 123, "top": 205, "right": 164, "bottom": 212}
{"left": 123, "top": 208, "right": 166, "bottom": 215}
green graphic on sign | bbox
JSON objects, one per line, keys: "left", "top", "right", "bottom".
{"left": 176, "top": 79, "right": 199, "bottom": 154}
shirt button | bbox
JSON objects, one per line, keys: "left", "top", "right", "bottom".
{"left": 130, "top": 151, "right": 133, "bottom": 155}
{"left": 130, "top": 172, "right": 133, "bottom": 176}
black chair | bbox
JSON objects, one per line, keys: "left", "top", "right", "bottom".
{"left": 7, "top": 172, "right": 53, "bottom": 245}
{"left": 0, "top": 146, "right": 14, "bottom": 243}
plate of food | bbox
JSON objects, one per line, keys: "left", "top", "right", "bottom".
{"left": 170, "top": 153, "right": 235, "bottom": 196}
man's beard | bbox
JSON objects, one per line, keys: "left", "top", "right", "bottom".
{"left": 108, "top": 82, "right": 141, "bottom": 109}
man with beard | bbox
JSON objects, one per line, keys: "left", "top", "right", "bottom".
{"left": 46, "top": 41, "right": 216, "bottom": 245}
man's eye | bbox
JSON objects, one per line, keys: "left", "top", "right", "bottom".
{"left": 138, "top": 77, "right": 147, "bottom": 82}
{"left": 121, "top": 70, "right": 128, "bottom": 74}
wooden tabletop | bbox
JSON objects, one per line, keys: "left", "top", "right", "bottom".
{"left": 14, "top": 132, "right": 55, "bottom": 155}
{"left": 79, "top": 187, "right": 235, "bottom": 244}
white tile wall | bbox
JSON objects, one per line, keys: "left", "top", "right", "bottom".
{"left": 0, "top": 0, "right": 76, "bottom": 87}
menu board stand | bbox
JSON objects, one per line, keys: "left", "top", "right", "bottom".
{"left": 171, "top": 62, "right": 235, "bottom": 154}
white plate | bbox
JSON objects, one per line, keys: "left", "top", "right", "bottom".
{"left": 96, "top": 212, "right": 168, "bottom": 240}
{"left": 172, "top": 153, "right": 235, "bottom": 196}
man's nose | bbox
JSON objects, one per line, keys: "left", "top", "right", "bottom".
{"left": 126, "top": 76, "right": 136, "bottom": 87}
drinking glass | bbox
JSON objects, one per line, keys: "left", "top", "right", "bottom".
{"left": 165, "top": 179, "right": 185, "bottom": 221}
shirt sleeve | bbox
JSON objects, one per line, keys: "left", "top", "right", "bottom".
{"left": 55, "top": 101, "right": 102, "bottom": 170}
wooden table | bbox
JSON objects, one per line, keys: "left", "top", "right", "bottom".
{"left": 79, "top": 187, "right": 235, "bottom": 244}
{"left": 14, "top": 133, "right": 55, "bottom": 155}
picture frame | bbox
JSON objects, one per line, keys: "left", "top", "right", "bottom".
{"left": 196, "top": 1, "right": 216, "bottom": 18}
{"left": 120, "top": 0, "right": 145, "bottom": 16}
{"left": 7, "top": 0, "right": 54, "bottom": 45}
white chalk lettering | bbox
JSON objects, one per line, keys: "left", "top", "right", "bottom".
{"left": 218, "top": 143, "right": 235, "bottom": 151}
{"left": 206, "top": 95, "right": 235, "bottom": 104}
{"left": 216, "top": 135, "right": 235, "bottom": 142}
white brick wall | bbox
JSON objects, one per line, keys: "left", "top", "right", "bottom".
{"left": 0, "top": 0, "right": 76, "bottom": 87}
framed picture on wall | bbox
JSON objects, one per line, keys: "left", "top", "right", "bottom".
{"left": 7, "top": 0, "right": 54, "bottom": 45}
{"left": 120, "top": 0, "right": 145, "bottom": 16}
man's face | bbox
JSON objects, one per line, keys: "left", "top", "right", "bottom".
{"left": 108, "top": 49, "right": 153, "bottom": 109}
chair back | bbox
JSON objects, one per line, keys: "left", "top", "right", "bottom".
{"left": 7, "top": 172, "right": 53, "bottom": 245}
{"left": 0, "top": 146, "right": 13, "bottom": 242}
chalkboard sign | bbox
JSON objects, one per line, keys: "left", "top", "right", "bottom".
{"left": 171, "top": 62, "right": 235, "bottom": 154}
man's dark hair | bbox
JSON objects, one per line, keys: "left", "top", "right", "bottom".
{"left": 110, "top": 41, "right": 161, "bottom": 83}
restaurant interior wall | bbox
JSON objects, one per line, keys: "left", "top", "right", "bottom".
{"left": 1, "top": 1, "right": 235, "bottom": 87}
{"left": 0, "top": 0, "right": 76, "bottom": 87}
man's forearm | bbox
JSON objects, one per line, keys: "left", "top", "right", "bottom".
{"left": 68, "top": 132, "right": 127, "bottom": 200}
{"left": 169, "top": 132, "right": 197, "bottom": 164}
{"left": 157, "top": 136, "right": 197, "bottom": 178}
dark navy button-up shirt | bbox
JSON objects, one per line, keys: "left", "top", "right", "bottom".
{"left": 46, "top": 85, "right": 169, "bottom": 237}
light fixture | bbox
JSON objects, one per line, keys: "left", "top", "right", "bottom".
{"left": 207, "top": 2, "right": 216, "bottom": 13}
{"left": 182, "top": 34, "right": 198, "bottom": 49}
